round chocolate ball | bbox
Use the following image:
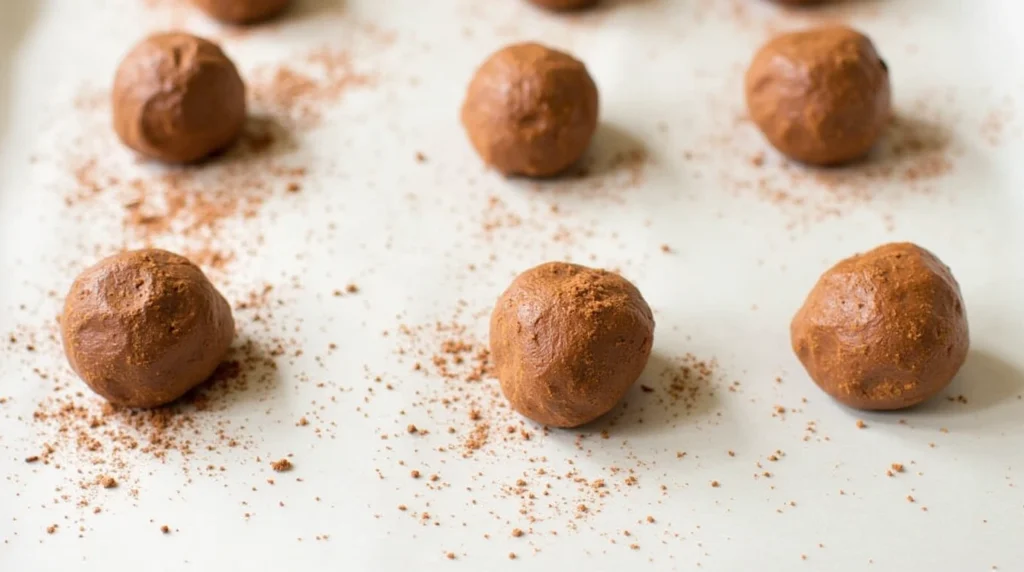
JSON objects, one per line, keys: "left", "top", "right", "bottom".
{"left": 527, "top": 0, "right": 599, "bottom": 11}
{"left": 60, "top": 249, "right": 235, "bottom": 409}
{"left": 791, "top": 243, "right": 969, "bottom": 411}
{"left": 490, "top": 262, "right": 655, "bottom": 427}
{"left": 461, "top": 42, "right": 599, "bottom": 178}
{"left": 192, "top": 0, "right": 291, "bottom": 24}
{"left": 745, "top": 26, "right": 891, "bottom": 166}
{"left": 113, "top": 32, "right": 246, "bottom": 164}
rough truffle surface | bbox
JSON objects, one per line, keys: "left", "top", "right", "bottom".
{"left": 192, "top": 0, "right": 291, "bottom": 24}
{"left": 490, "top": 262, "right": 654, "bottom": 427}
{"left": 791, "top": 243, "right": 969, "bottom": 411}
{"left": 60, "top": 249, "right": 235, "bottom": 409}
{"left": 745, "top": 26, "right": 891, "bottom": 166}
{"left": 113, "top": 33, "right": 246, "bottom": 164}
{"left": 527, "top": 0, "right": 599, "bottom": 10}
{"left": 461, "top": 43, "right": 599, "bottom": 178}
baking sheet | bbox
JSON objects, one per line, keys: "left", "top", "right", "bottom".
{"left": 2, "top": 0, "right": 1023, "bottom": 570}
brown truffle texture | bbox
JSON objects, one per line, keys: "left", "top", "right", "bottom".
{"left": 745, "top": 26, "right": 891, "bottom": 166}
{"left": 461, "top": 43, "right": 599, "bottom": 178}
{"left": 791, "top": 243, "right": 969, "bottom": 411}
{"left": 490, "top": 262, "right": 655, "bottom": 427}
{"left": 191, "top": 0, "right": 291, "bottom": 24}
{"left": 112, "top": 33, "right": 246, "bottom": 164}
{"left": 527, "top": 0, "right": 599, "bottom": 11}
{"left": 60, "top": 249, "right": 235, "bottom": 409}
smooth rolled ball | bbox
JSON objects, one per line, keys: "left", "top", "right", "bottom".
{"left": 490, "top": 262, "right": 655, "bottom": 427}
{"left": 191, "top": 0, "right": 292, "bottom": 24}
{"left": 461, "top": 43, "right": 599, "bottom": 178}
{"left": 745, "top": 26, "right": 891, "bottom": 166}
{"left": 112, "top": 32, "right": 247, "bottom": 164}
{"left": 60, "top": 249, "right": 236, "bottom": 409}
{"left": 791, "top": 243, "right": 969, "bottom": 410}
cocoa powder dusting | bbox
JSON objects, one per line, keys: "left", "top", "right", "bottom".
{"left": 369, "top": 299, "right": 727, "bottom": 546}
{"left": 249, "top": 47, "right": 379, "bottom": 130}
{"left": 697, "top": 89, "right": 962, "bottom": 229}
{"left": 12, "top": 275, "right": 300, "bottom": 530}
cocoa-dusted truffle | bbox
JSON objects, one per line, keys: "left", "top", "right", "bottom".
{"left": 113, "top": 32, "right": 246, "bottom": 164}
{"left": 490, "top": 262, "right": 655, "bottom": 427}
{"left": 791, "top": 243, "right": 969, "bottom": 411}
{"left": 191, "top": 0, "right": 291, "bottom": 24}
{"left": 527, "top": 0, "right": 599, "bottom": 11}
{"left": 745, "top": 26, "right": 891, "bottom": 166}
{"left": 60, "top": 249, "right": 235, "bottom": 409}
{"left": 461, "top": 43, "right": 599, "bottom": 178}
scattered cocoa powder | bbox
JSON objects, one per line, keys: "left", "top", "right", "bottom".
{"left": 249, "top": 47, "right": 378, "bottom": 130}
{"left": 699, "top": 91, "right": 963, "bottom": 229}
{"left": 271, "top": 458, "right": 293, "bottom": 472}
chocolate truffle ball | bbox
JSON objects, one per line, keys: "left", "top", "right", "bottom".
{"left": 490, "top": 262, "right": 655, "bottom": 427}
{"left": 192, "top": 0, "right": 291, "bottom": 24}
{"left": 745, "top": 26, "right": 891, "bottom": 166}
{"left": 791, "top": 243, "right": 969, "bottom": 411}
{"left": 461, "top": 43, "right": 599, "bottom": 178}
{"left": 60, "top": 249, "right": 235, "bottom": 409}
{"left": 527, "top": 0, "right": 599, "bottom": 11}
{"left": 113, "top": 32, "right": 246, "bottom": 164}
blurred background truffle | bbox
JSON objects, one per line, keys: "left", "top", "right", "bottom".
{"left": 527, "top": 0, "right": 599, "bottom": 11}
{"left": 461, "top": 43, "right": 599, "bottom": 178}
{"left": 745, "top": 26, "right": 890, "bottom": 166}
{"left": 112, "top": 32, "right": 247, "bottom": 164}
{"left": 192, "top": 0, "right": 292, "bottom": 24}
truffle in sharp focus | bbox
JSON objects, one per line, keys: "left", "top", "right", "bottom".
{"left": 490, "top": 262, "right": 654, "bottom": 427}
{"left": 791, "top": 243, "right": 969, "bottom": 410}
{"left": 60, "top": 249, "right": 235, "bottom": 409}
